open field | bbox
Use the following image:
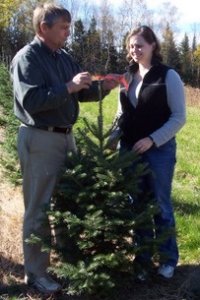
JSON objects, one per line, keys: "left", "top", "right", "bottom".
{"left": 0, "top": 86, "right": 200, "bottom": 299}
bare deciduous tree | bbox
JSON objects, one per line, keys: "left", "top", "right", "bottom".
{"left": 115, "top": 0, "right": 148, "bottom": 49}
{"left": 154, "top": 1, "right": 180, "bottom": 37}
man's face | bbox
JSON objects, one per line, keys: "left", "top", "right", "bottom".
{"left": 42, "top": 17, "right": 71, "bottom": 50}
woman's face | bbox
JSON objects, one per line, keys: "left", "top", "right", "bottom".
{"left": 129, "top": 34, "right": 155, "bottom": 65}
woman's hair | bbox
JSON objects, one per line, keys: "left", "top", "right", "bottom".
{"left": 126, "top": 25, "right": 162, "bottom": 63}
{"left": 33, "top": 3, "right": 71, "bottom": 33}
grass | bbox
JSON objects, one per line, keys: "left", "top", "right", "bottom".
{"left": 173, "top": 106, "right": 200, "bottom": 264}
{"left": 1, "top": 82, "right": 200, "bottom": 299}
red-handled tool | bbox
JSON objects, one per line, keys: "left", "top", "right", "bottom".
{"left": 92, "top": 74, "right": 129, "bottom": 91}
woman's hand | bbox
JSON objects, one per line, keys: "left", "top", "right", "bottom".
{"left": 92, "top": 74, "right": 127, "bottom": 91}
{"left": 132, "top": 137, "right": 154, "bottom": 154}
{"left": 102, "top": 79, "right": 119, "bottom": 91}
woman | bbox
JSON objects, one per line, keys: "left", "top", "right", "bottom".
{"left": 112, "top": 25, "right": 186, "bottom": 280}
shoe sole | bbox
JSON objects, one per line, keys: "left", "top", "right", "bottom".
{"left": 157, "top": 273, "right": 174, "bottom": 279}
{"left": 27, "top": 282, "right": 61, "bottom": 294}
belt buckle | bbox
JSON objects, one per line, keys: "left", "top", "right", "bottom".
{"left": 47, "top": 126, "right": 54, "bottom": 132}
{"left": 66, "top": 127, "right": 71, "bottom": 134}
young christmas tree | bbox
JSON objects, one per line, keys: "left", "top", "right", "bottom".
{"left": 46, "top": 82, "right": 158, "bottom": 298}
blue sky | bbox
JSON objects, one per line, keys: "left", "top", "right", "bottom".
{"left": 146, "top": 0, "right": 200, "bottom": 33}
{"left": 87, "top": 0, "right": 200, "bottom": 39}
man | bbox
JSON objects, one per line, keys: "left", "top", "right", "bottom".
{"left": 10, "top": 3, "right": 117, "bottom": 294}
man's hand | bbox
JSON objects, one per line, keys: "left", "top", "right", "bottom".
{"left": 132, "top": 137, "right": 154, "bottom": 154}
{"left": 66, "top": 72, "right": 92, "bottom": 94}
{"left": 102, "top": 79, "right": 119, "bottom": 91}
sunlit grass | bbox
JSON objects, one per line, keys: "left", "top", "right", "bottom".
{"left": 76, "top": 87, "right": 118, "bottom": 130}
{"left": 174, "top": 106, "right": 200, "bottom": 264}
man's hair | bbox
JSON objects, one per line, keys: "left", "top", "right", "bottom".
{"left": 33, "top": 2, "right": 71, "bottom": 33}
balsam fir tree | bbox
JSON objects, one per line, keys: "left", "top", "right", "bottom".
{"left": 47, "top": 82, "right": 158, "bottom": 298}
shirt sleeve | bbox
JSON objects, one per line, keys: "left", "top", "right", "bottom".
{"left": 150, "top": 69, "right": 186, "bottom": 147}
{"left": 78, "top": 80, "right": 110, "bottom": 102}
{"left": 11, "top": 50, "right": 71, "bottom": 115}
{"left": 108, "top": 86, "right": 123, "bottom": 141}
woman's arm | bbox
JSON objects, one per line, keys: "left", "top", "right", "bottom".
{"left": 149, "top": 69, "right": 186, "bottom": 147}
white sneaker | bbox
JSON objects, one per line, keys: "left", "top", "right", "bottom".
{"left": 158, "top": 264, "right": 175, "bottom": 279}
{"left": 25, "top": 275, "right": 61, "bottom": 294}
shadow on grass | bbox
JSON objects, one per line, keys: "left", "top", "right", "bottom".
{"left": 121, "top": 264, "right": 200, "bottom": 300}
{"left": 0, "top": 255, "right": 24, "bottom": 297}
{"left": 0, "top": 254, "right": 23, "bottom": 277}
{"left": 174, "top": 197, "right": 200, "bottom": 217}
{"left": 1, "top": 257, "right": 200, "bottom": 300}
{"left": 176, "top": 264, "right": 200, "bottom": 300}
{"left": 0, "top": 255, "right": 84, "bottom": 300}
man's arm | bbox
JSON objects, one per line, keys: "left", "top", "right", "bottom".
{"left": 10, "top": 51, "right": 72, "bottom": 115}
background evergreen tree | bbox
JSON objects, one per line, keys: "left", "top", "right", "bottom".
{"left": 70, "top": 19, "right": 86, "bottom": 68}
{"left": 102, "top": 30, "right": 119, "bottom": 74}
{"left": 116, "top": 32, "right": 129, "bottom": 73}
{"left": 70, "top": 17, "right": 121, "bottom": 75}
{"left": 161, "top": 23, "right": 181, "bottom": 72}
{"left": 191, "top": 33, "right": 198, "bottom": 87}
{"left": 192, "top": 33, "right": 197, "bottom": 52}
{"left": 179, "top": 33, "right": 192, "bottom": 84}
{"left": 193, "top": 45, "right": 200, "bottom": 88}
{"left": 84, "top": 17, "right": 102, "bottom": 74}
{"left": 0, "top": 63, "right": 20, "bottom": 183}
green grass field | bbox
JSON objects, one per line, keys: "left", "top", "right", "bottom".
{"left": 77, "top": 88, "right": 200, "bottom": 266}
{"left": 173, "top": 106, "right": 200, "bottom": 264}
{"left": 1, "top": 84, "right": 200, "bottom": 299}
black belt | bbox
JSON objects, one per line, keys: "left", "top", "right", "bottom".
{"left": 36, "top": 126, "right": 72, "bottom": 134}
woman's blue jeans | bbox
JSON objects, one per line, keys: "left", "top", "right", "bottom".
{"left": 120, "top": 138, "right": 179, "bottom": 268}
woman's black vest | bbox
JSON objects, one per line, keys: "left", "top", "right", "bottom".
{"left": 119, "top": 63, "right": 171, "bottom": 146}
